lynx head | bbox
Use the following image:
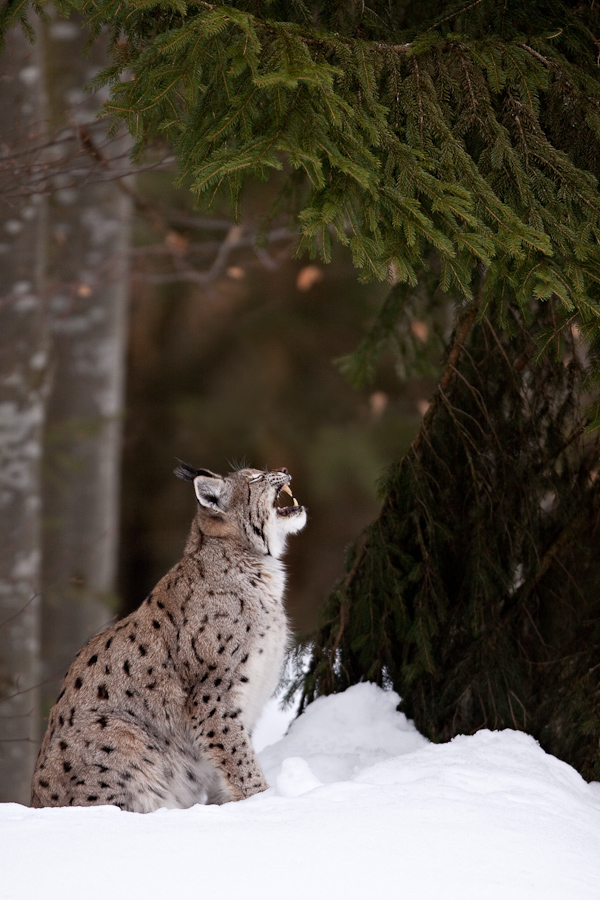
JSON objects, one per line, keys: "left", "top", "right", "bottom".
{"left": 174, "top": 462, "right": 307, "bottom": 558}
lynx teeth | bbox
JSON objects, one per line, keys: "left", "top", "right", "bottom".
{"left": 277, "top": 484, "right": 300, "bottom": 509}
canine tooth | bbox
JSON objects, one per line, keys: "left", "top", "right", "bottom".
{"left": 293, "top": 497, "right": 299, "bottom": 507}
{"left": 281, "top": 485, "right": 293, "bottom": 497}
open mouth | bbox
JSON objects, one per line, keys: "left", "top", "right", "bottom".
{"left": 275, "top": 484, "right": 303, "bottom": 516}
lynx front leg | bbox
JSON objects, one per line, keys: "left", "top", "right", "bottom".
{"left": 198, "top": 711, "right": 268, "bottom": 801}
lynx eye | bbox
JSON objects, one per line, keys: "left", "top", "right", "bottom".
{"left": 244, "top": 473, "right": 263, "bottom": 483}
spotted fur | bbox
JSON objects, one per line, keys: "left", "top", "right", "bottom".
{"left": 31, "top": 466, "right": 307, "bottom": 812}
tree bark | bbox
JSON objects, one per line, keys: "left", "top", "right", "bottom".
{"left": 0, "top": 23, "right": 48, "bottom": 804}
{"left": 39, "top": 12, "right": 132, "bottom": 721}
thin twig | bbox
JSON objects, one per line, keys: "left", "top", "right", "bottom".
{"left": 426, "top": 0, "right": 486, "bottom": 33}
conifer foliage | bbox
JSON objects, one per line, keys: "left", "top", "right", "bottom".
{"left": 4, "top": 0, "right": 600, "bottom": 776}
{"left": 299, "top": 296, "right": 600, "bottom": 780}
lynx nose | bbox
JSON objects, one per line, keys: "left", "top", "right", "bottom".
{"left": 276, "top": 467, "right": 288, "bottom": 475}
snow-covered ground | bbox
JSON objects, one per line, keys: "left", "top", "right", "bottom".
{"left": 2, "top": 683, "right": 599, "bottom": 899}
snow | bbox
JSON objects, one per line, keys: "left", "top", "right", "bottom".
{"left": 2, "top": 683, "right": 599, "bottom": 900}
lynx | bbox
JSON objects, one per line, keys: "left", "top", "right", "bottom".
{"left": 31, "top": 463, "right": 306, "bottom": 812}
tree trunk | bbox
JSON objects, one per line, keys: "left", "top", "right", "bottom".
{"left": 0, "top": 23, "right": 48, "bottom": 804}
{"left": 39, "top": 12, "right": 132, "bottom": 721}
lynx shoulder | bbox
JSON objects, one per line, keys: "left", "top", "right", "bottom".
{"left": 31, "top": 464, "right": 306, "bottom": 812}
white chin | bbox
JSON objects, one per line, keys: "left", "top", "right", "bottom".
{"left": 265, "top": 508, "right": 307, "bottom": 558}
{"left": 280, "top": 508, "right": 307, "bottom": 534}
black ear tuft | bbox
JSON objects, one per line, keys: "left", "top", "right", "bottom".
{"left": 174, "top": 460, "right": 199, "bottom": 482}
{"left": 174, "top": 460, "right": 220, "bottom": 482}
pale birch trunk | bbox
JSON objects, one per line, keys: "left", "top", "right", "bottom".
{"left": 0, "top": 24, "right": 48, "bottom": 804}
{"left": 39, "top": 13, "right": 132, "bottom": 719}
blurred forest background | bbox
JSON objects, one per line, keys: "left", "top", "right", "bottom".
{"left": 3, "top": 0, "right": 600, "bottom": 807}
{"left": 0, "top": 12, "right": 428, "bottom": 804}
{"left": 121, "top": 169, "right": 427, "bottom": 636}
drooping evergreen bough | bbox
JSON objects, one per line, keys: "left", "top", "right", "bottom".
{"left": 4, "top": 0, "right": 600, "bottom": 778}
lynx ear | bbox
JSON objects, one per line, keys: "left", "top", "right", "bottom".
{"left": 193, "top": 474, "right": 227, "bottom": 512}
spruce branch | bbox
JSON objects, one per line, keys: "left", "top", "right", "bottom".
{"left": 507, "top": 481, "right": 600, "bottom": 615}
{"left": 339, "top": 292, "right": 482, "bottom": 599}
{"left": 412, "top": 297, "right": 482, "bottom": 452}
{"left": 519, "top": 43, "right": 551, "bottom": 68}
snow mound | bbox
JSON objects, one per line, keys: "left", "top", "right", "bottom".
{"left": 1, "top": 683, "right": 599, "bottom": 900}
{"left": 260, "top": 681, "right": 428, "bottom": 785}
